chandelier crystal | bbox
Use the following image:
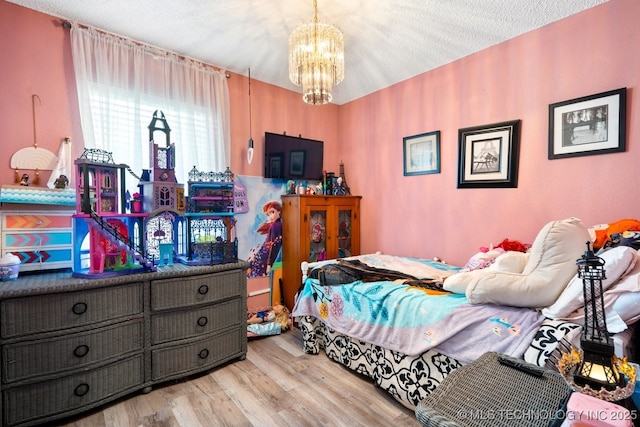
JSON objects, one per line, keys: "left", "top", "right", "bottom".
{"left": 288, "top": 0, "right": 344, "bottom": 105}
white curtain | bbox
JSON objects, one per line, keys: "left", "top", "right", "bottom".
{"left": 70, "top": 26, "right": 231, "bottom": 190}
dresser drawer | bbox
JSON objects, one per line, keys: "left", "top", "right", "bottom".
{"left": 3, "top": 319, "right": 143, "bottom": 383}
{"left": 2, "top": 230, "right": 72, "bottom": 248}
{"left": 4, "top": 247, "right": 73, "bottom": 271}
{"left": 151, "top": 329, "right": 244, "bottom": 381}
{"left": 1, "top": 212, "right": 72, "bottom": 230}
{"left": 1, "top": 212, "right": 74, "bottom": 272}
{"left": 3, "top": 355, "right": 143, "bottom": 427}
{"left": 151, "top": 298, "right": 242, "bottom": 345}
{"left": 1, "top": 283, "right": 143, "bottom": 338}
{"left": 151, "top": 270, "right": 244, "bottom": 310}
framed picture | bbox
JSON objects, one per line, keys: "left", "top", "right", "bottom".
{"left": 289, "top": 150, "right": 306, "bottom": 177}
{"left": 457, "top": 120, "right": 521, "bottom": 188}
{"left": 403, "top": 131, "right": 441, "bottom": 176}
{"left": 267, "top": 152, "right": 284, "bottom": 178}
{"left": 548, "top": 87, "right": 626, "bottom": 159}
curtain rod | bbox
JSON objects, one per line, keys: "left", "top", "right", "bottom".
{"left": 60, "top": 20, "right": 231, "bottom": 78}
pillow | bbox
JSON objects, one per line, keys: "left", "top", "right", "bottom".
{"left": 611, "top": 291, "right": 640, "bottom": 324}
{"left": 444, "top": 217, "right": 590, "bottom": 308}
{"left": 541, "top": 245, "right": 638, "bottom": 319}
{"left": 463, "top": 248, "right": 504, "bottom": 270}
{"left": 487, "top": 251, "right": 529, "bottom": 274}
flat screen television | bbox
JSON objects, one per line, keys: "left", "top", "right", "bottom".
{"left": 264, "top": 132, "right": 324, "bottom": 181}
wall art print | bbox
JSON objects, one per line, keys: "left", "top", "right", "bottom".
{"left": 457, "top": 120, "right": 521, "bottom": 188}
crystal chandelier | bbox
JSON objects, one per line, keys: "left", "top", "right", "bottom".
{"left": 288, "top": 0, "right": 344, "bottom": 105}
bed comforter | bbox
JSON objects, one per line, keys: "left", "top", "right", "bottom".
{"left": 292, "top": 254, "right": 544, "bottom": 363}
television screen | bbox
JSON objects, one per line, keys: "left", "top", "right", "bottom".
{"left": 264, "top": 132, "right": 324, "bottom": 181}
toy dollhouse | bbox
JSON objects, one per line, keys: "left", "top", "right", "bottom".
{"left": 178, "top": 166, "right": 237, "bottom": 265}
{"left": 72, "top": 148, "right": 155, "bottom": 277}
{"left": 70, "top": 110, "right": 236, "bottom": 277}
{"left": 137, "top": 110, "right": 186, "bottom": 265}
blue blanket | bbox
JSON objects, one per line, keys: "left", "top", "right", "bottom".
{"left": 292, "top": 254, "right": 544, "bottom": 362}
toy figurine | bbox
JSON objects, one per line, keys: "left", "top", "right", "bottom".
{"left": 287, "top": 180, "right": 296, "bottom": 194}
{"left": 247, "top": 304, "right": 291, "bottom": 331}
{"left": 53, "top": 174, "right": 69, "bottom": 189}
{"left": 19, "top": 174, "right": 29, "bottom": 186}
{"left": 335, "top": 176, "right": 347, "bottom": 195}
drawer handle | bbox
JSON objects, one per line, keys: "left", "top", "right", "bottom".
{"left": 72, "top": 302, "right": 88, "bottom": 315}
{"left": 74, "top": 383, "right": 90, "bottom": 397}
{"left": 74, "top": 344, "right": 90, "bottom": 358}
{"left": 197, "top": 285, "right": 209, "bottom": 295}
{"left": 198, "top": 348, "right": 209, "bottom": 359}
{"left": 197, "top": 316, "right": 208, "bottom": 327}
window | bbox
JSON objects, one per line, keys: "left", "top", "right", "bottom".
{"left": 71, "top": 26, "right": 230, "bottom": 195}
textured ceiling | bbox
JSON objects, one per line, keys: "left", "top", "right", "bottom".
{"left": 9, "top": 0, "right": 608, "bottom": 105}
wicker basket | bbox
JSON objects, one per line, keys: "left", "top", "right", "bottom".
{"left": 415, "top": 351, "right": 573, "bottom": 427}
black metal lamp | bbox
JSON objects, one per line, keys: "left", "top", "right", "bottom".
{"left": 573, "top": 241, "right": 624, "bottom": 391}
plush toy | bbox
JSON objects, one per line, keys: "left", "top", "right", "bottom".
{"left": 463, "top": 248, "right": 504, "bottom": 271}
{"left": 463, "top": 238, "right": 530, "bottom": 271}
{"left": 588, "top": 219, "right": 640, "bottom": 250}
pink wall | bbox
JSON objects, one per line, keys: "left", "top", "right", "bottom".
{"left": 1, "top": 0, "right": 639, "bottom": 268}
{"left": 0, "top": 2, "right": 84, "bottom": 178}
{"left": 339, "top": 0, "right": 640, "bottom": 265}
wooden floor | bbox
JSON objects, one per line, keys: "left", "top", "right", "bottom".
{"left": 56, "top": 329, "right": 418, "bottom": 427}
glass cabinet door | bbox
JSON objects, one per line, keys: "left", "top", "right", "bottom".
{"left": 337, "top": 208, "right": 353, "bottom": 258}
{"left": 308, "top": 208, "right": 327, "bottom": 262}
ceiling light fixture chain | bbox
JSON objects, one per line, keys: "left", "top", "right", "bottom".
{"left": 288, "top": 0, "right": 344, "bottom": 105}
{"left": 313, "top": 0, "right": 318, "bottom": 23}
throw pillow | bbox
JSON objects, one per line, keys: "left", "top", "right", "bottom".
{"left": 541, "top": 245, "right": 638, "bottom": 319}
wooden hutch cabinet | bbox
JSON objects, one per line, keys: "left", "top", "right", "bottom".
{"left": 280, "top": 195, "right": 361, "bottom": 310}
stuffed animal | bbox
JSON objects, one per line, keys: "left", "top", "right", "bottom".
{"left": 588, "top": 218, "right": 640, "bottom": 250}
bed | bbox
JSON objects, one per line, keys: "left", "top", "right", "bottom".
{"left": 291, "top": 218, "right": 640, "bottom": 409}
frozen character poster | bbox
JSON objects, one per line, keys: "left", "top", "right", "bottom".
{"left": 235, "top": 176, "right": 287, "bottom": 278}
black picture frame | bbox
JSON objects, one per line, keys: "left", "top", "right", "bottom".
{"left": 289, "top": 150, "right": 306, "bottom": 177}
{"left": 267, "top": 152, "right": 284, "bottom": 178}
{"left": 403, "top": 131, "right": 441, "bottom": 176}
{"left": 548, "top": 87, "right": 626, "bottom": 159}
{"left": 457, "top": 120, "right": 521, "bottom": 188}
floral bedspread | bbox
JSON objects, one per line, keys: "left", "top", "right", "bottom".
{"left": 292, "top": 254, "right": 544, "bottom": 362}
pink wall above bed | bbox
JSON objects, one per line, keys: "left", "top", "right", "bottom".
{"left": 338, "top": 0, "right": 640, "bottom": 265}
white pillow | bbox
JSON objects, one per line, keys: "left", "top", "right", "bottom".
{"left": 444, "top": 217, "right": 591, "bottom": 308}
{"left": 542, "top": 246, "right": 638, "bottom": 319}
{"left": 611, "top": 291, "right": 640, "bottom": 324}
{"left": 488, "top": 251, "right": 529, "bottom": 273}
